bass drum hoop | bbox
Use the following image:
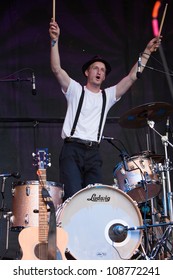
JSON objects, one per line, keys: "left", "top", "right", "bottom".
{"left": 57, "top": 184, "right": 143, "bottom": 260}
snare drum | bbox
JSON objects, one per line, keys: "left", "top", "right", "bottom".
{"left": 56, "top": 184, "right": 142, "bottom": 260}
{"left": 11, "top": 180, "right": 64, "bottom": 230}
{"left": 113, "top": 153, "right": 161, "bottom": 203}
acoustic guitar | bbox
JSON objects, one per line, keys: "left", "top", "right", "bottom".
{"left": 18, "top": 148, "right": 68, "bottom": 260}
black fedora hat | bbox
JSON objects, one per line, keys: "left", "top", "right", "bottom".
{"left": 82, "top": 55, "right": 111, "bottom": 76}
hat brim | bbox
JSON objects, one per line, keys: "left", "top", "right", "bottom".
{"left": 82, "top": 57, "right": 111, "bottom": 76}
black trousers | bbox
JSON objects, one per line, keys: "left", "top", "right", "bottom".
{"left": 59, "top": 141, "right": 102, "bottom": 200}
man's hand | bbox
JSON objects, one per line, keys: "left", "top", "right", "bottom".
{"left": 49, "top": 18, "right": 60, "bottom": 41}
{"left": 146, "top": 36, "right": 162, "bottom": 54}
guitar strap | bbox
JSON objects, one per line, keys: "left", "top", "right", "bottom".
{"left": 42, "top": 187, "right": 57, "bottom": 260}
{"left": 70, "top": 87, "right": 106, "bottom": 141}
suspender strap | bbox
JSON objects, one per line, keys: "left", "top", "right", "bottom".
{"left": 97, "top": 89, "right": 106, "bottom": 141}
{"left": 70, "top": 87, "right": 106, "bottom": 141}
{"left": 70, "top": 86, "right": 85, "bottom": 137}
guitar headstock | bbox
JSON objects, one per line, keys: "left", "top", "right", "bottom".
{"left": 32, "top": 148, "right": 51, "bottom": 170}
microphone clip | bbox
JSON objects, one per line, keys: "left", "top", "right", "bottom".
{"left": 119, "top": 152, "right": 129, "bottom": 172}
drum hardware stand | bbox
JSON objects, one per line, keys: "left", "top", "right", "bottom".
{"left": 146, "top": 120, "right": 173, "bottom": 259}
{"left": 149, "top": 223, "right": 173, "bottom": 260}
{"left": 146, "top": 125, "right": 157, "bottom": 154}
{"left": 147, "top": 120, "right": 173, "bottom": 221}
{"left": 126, "top": 222, "right": 173, "bottom": 260}
{"left": 156, "top": 163, "right": 168, "bottom": 219}
{"left": 136, "top": 243, "right": 150, "bottom": 260}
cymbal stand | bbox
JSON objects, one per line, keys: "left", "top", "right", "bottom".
{"left": 147, "top": 120, "right": 173, "bottom": 221}
{"left": 157, "top": 162, "right": 168, "bottom": 218}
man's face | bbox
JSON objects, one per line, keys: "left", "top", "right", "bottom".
{"left": 85, "top": 61, "right": 106, "bottom": 85}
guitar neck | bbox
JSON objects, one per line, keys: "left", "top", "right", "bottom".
{"left": 38, "top": 169, "right": 48, "bottom": 243}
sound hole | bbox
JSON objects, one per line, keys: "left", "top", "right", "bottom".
{"left": 109, "top": 224, "right": 127, "bottom": 243}
{"left": 34, "top": 243, "right": 48, "bottom": 260}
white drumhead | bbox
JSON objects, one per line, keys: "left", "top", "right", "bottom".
{"left": 57, "top": 184, "right": 143, "bottom": 260}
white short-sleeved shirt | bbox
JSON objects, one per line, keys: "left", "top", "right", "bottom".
{"left": 61, "top": 78, "right": 119, "bottom": 142}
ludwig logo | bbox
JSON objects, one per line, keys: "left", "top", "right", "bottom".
{"left": 87, "top": 193, "right": 110, "bottom": 202}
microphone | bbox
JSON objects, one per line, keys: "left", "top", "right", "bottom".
{"left": 120, "top": 152, "right": 129, "bottom": 171}
{"left": 112, "top": 224, "right": 144, "bottom": 235}
{"left": 113, "top": 224, "right": 127, "bottom": 235}
{"left": 102, "top": 136, "right": 114, "bottom": 140}
{"left": 136, "top": 53, "right": 142, "bottom": 79}
{"left": 32, "top": 72, "right": 36, "bottom": 95}
{"left": 0, "top": 172, "right": 21, "bottom": 179}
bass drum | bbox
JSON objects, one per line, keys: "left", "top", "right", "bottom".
{"left": 56, "top": 184, "right": 143, "bottom": 260}
{"left": 11, "top": 180, "right": 64, "bottom": 230}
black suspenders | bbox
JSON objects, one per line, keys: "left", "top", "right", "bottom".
{"left": 70, "top": 87, "right": 106, "bottom": 142}
{"left": 70, "top": 87, "right": 85, "bottom": 137}
{"left": 97, "top": 89, "right": 106, "bottom": 141}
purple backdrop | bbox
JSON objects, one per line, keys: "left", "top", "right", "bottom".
{"left": 0, "top": 0, "right": 173, "bottom": 259}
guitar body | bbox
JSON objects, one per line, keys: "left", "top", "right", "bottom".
{"left": 19, "top": 226, "right": 68, "bottom": 260}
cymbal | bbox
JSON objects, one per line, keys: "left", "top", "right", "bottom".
{"left": 118, "top": 102, "right": 173, "bottom": 128}
{"left": 131, "top": 150, "right": 164, "bottom": 163}
{"left": 149, "top": 154, "right": 164, "bottom": 163}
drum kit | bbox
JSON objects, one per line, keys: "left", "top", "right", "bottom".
{"left": 0, "top": 102, "right": 173, "bottom": 260}
{"left": 56, "top": 102, "right": 173, "bottom": 260}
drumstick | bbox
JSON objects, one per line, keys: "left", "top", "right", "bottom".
{"left": 53, "top": 0, "right": 56, "bottom": 21}
{"left": 158, "top": 3, "right": 168, "bottom": 36}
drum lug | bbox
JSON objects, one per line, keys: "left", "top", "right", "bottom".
{"left": 10, "top": 214, "right": 14, "bottom": 226}
{"left": 133, "top": 200, "right": 138, "bottom": 207}
{"left": 24, "top": 214, "right": 29, "bottom": 225}
{"left": 11, "top": 187, "right": 15, "bottom": 197}
{"left": 139, "top": 158, "right": 145, "bottom": 169}
{"left": 26, "top": 186, "right": 30, "bottom": 196}
{"left": 113, "top": 181, "right": 119, "bottom": 189}
{"left": 120, "top": 168, "right": 125, "bottom": 175}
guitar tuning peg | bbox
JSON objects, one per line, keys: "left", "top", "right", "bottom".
{"left": 47, "top": 163, "right": 51, "bottom": 167}
{"left": 32, "top": 152, "right": 36, "bottom": 157}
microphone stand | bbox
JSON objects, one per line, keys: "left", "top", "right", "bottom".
{"left": 103, "top": 138, "right": 129, "bottom": 171}
{"left": 147, "top": 120, "right": 173, "bottom": 222}
{"left": 0, "top": 176, "right": 12, "bottom": 260}
{"left": 0, "top": 177, "right": 7, "bottom": 219}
